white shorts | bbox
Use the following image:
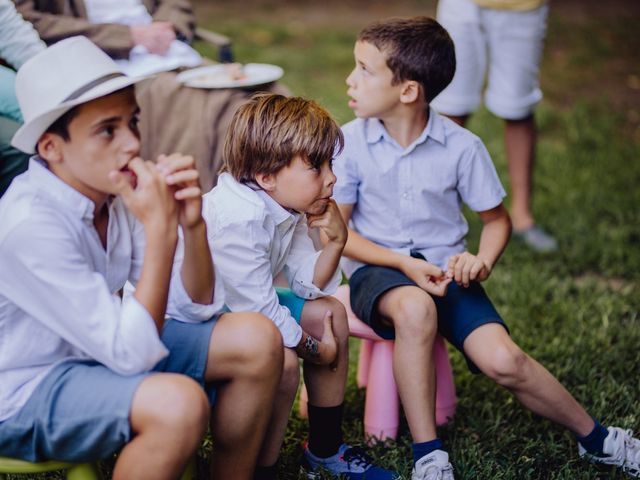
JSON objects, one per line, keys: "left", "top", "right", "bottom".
{"left": 432, "top": 0, "right": 549, "bottom": 120}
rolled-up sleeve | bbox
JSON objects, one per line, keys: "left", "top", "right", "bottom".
{"left": 166, "top": 233, "right": 225, "bottom": 322}
{"left": 0, "top": 219, "right": 168, "bottom": 375}
{"left": 211, "top": 219, "right": 302, "bottom": 348}
{"left": 284, "top": 219, "right": 340, "bottom": 299}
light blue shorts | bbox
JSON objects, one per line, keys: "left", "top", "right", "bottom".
{"left": 0, "top": 317, "right": 218, "bottom": 462}
{"left": 275, "top": 287, "right": 306, "bottom": 324}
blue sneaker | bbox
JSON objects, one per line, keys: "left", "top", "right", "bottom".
{"left": 302, "top": 443, "right": 401, "bottom": 479}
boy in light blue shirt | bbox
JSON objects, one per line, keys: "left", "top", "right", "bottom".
{"left": 333, "top": 16, "right": 639, "bottom": 480}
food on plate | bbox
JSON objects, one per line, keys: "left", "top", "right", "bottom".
{"left": 191, "top": 63, "right": 247, "bottom": 84}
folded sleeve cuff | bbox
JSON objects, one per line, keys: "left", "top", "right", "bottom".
{"left": 290, "top": 251, "right": 341, "bottom": 300}
{"left": 117, "top": 298, "right": 169, "bottom": 373}
{"left": 166, "top": 272, "right": 225, "bottom": 323}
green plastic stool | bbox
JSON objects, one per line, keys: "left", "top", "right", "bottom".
{"left": 0, "top": 456, "right": 196, "bottom": 479}
{"left": 0, "top": 458, "right": 101, "bottom": 479}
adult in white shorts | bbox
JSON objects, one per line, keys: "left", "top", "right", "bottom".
{"left": 432, "top": 0, "right": 557, "bottom": 252}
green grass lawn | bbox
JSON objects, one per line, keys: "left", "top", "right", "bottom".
{"left": 9, "top": 1, "right": 639, "bottom": 479}
{"left": 192, "top": 1, "right": 640, "bottom": 479}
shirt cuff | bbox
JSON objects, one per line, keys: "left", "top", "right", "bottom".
{"left": 283, "top": 321, "right": 303, "bottom": 349}
{"left": 290, "top": 251, "right": 341, "bottom": 300}
{"left": 166, "top": 272, "right": 225, "bottom": 323}
{"left": 118, "top": 297, "right": 169, "bottom": 373}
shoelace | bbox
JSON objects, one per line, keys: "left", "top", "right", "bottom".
{"left": 419, "top": 461, "right": 454, "bottom": 480}
{"left": 342, "top": 447, "right": 373, "bottom": 470}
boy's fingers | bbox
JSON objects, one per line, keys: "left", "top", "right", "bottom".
{"left": 323, "top": 310, "right": 335, "bottom": 337}
{"left": 166, "top": 169, "right": 199, "bottom": 186}
{"left": 174, "top": 186, "right": 202, "bottom": 200}
{"left": 127, "top": 158, "right": 154, "bottom": 184}
{"left": 462, "top": 262, "right": 472, "bottom": 286}
{"left": 469, "top": 261, "right": 483, "bottom": 281}
{"left": 157, "top": 153, "right": 195, "bottom": 172}
{"left": 108, "top": 170, "right": 134, "bottom": 199}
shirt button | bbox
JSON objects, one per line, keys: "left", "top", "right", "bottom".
{"left": 402, "top": 192, "right": 408, "bottom": 199}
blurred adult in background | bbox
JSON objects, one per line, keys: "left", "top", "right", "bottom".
{"left": 0, "top": 0, "right": 46, "bottom": 197}
{"left": 15, "top": 0, "right": 287, "bottom": 190}
{"left": 432, "top": 0, "right": 558, "bottom": 252}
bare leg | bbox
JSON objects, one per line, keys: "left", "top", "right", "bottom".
{"left": 301, "top": 296, "right": 349, "bottom": 407}
{"left": 464, "top": 323, "right": 594, "bottom": 436}
{"left": 114, "top": 374, "right": 210, "bottom": 480}
{"left": 205, "top": 312, "right": 284, "bottom": 480}
{"left": 505, "top": 115, "right": 536, "bottom": 231}
{"left": 377, "top": 286, "right": 439, "bottom": 442}
{"left": 256, "top": 347, "right": 300, "bottom": 467}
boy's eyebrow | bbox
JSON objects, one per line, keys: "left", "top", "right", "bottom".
{"left": 91, "top": 107, "right": 140, "bottom": 129}
{"left": 357, "top": 58, "right": 371, "bottom": 70}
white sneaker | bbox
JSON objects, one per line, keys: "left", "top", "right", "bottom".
{"left": 579, "top": 426, "right": 640, "bottom": 477}
{"left": 411, "top": 450, "right": 454, "bottom": 480}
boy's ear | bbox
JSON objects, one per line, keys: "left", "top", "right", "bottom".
{"left": 255, "top": 172, "right": 277, "bottom": 191}
{"left": 399, "top": 80, "right": 422, "bottom": 104}
{"left": 36, "top": 133, "right": 64, "bottom": 165}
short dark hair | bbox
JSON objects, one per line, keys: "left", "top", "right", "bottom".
{"left": 222, "top": 93, "right": 344, "bottom": 183}
{"left": 358, "top": 16, "right": 456, "bottom": 103}
{"left": 44, "top": 107, "right": 80, "bottom": 143}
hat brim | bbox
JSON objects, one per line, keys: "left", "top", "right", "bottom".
{"left": 11, "top": 75, "right": 145, "bottom": 154}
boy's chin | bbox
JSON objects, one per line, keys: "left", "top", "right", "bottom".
{"left": 306, "top": 203, "right": 329, "bottom": 216}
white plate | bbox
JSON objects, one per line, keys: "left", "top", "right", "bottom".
{"left": 176, "top": 63, "right": 284, "bottom": 89}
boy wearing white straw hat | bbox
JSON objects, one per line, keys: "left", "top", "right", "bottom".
{"left": 0, "top": 36, "right": 282, "bottom": 480}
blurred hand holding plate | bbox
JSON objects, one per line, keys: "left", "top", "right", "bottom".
{"left": 176, "top": 63, "right": 284, "bottom": 89}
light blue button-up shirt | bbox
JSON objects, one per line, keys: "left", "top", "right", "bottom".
{"left": 333, "top": 110, "right": 506, "bottom": 275}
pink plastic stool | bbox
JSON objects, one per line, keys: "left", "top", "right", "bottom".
{"left": 299, "top": 285, "right": 457, "bottom": 442}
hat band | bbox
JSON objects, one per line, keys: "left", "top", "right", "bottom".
{"left": 62, "top": 72, "right": 126, "bottom": 102}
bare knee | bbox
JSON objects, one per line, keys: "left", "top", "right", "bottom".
{"left": 482, "top": 344, "right": 530, "bottom": 387}
{"left": 391, "top": 290, "right": 437, "bottom": 342}
{"left": 132, "top": 374, "right": 209, "bottom": 441}
{"left": 226, "top": 312, "right": 284, "bottom": 377}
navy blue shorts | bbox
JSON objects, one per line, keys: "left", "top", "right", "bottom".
{"left": 349, "top": 264, "right": 509, "bottom": 373}
{"left": 0, "top": 316, "right": 218, "bottom": 462}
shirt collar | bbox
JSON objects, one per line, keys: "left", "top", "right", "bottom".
{"left": 255, "top": 188, "right": 299, "bottom": 227}
{"left": 28, "top": 157, "right": 96, "bottom": 221}
{"left": 364, "top": 107, "right": 446, "bottom": 148}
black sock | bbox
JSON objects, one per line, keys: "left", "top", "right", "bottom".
{"left": 253, "top": 462, "right": 278, "bottom": 480}
{"left": 308, "top": 403, "right": 344, "bottom": 458}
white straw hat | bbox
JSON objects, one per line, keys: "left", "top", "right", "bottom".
{"left": 12, "top": 36, "right": 144, "bottom": 154}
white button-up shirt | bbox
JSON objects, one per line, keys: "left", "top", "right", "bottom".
{"left": 203, "top": 173, "right": 341, "bottom": 348}
{"left": 333, "top": 110, "right": 506, "bottom": 275}
{"left": 0, "top": 159, "right": 222, "bottom": 421}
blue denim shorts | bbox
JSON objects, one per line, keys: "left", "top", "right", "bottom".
{"left": 0, "top": 316, "right": 218, "bottom": 462}
{"left": 275, "top": 287, "right": 306, "bottom": 324}
{"left": 349, "top": 264, "right": 508, "bottom": 373}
